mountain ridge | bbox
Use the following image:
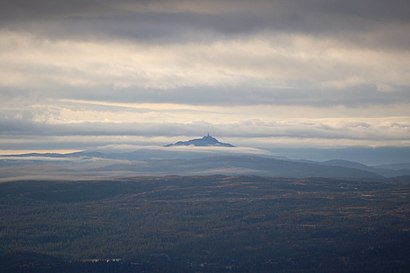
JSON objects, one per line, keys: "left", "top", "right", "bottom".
{"left": 165, "top": 135, "right": 234, "bottom": 147}
{"left": 2, "top": 148, "right": 410, "bottom": 179}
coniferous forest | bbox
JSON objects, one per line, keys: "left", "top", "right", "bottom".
{"left": 0, "top": 175, "right": 409, "bottom": 273}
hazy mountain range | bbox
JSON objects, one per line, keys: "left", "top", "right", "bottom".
{"left": 1, "top": 136, "right": 409, "bottom": 181}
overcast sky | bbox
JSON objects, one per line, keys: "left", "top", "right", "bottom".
{"left": 1, "top": 0, "right": 409, "bottom": 155}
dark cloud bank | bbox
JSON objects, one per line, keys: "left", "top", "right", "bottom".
{"left": 1, "top": 0, "right": 410, "bottom": 48}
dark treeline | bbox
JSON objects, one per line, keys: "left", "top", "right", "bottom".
{"left": 0, "top": 175, "right": 409, "bottom": 272}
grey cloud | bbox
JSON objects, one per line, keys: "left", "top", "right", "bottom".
{"left": 43, "top": 85, "right": 410, "bottom": 108}
{"left": 315, "top": 0, "right": 410, "bottom": 22}
{"left": 0, "top": 0, "right": 114, "bottom": 20}
{"left": 0, "top": 115, "right": 408, "bottom": 142}
{"left": 3, "top": 0, "right": 410, "bottom": 24}
{"left": 2, "top": 73, "right": 409, "bottom": 107}
{"left": 0, "top": 118, "right": 206, "bottom": 138}
{"left": 1, "top": 0, "right": 410, "bottom": 50}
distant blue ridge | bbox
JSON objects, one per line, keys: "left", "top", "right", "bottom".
{"left": 165, "top": 134, "right": 234, "bottom": 147}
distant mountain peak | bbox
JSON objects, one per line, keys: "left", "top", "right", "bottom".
{"left": 165, "top": 135, "right": 234, "bottom": 147}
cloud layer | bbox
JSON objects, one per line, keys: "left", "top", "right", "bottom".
{"left": 0, "top": 0, "right": 409, "bottom": 152}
